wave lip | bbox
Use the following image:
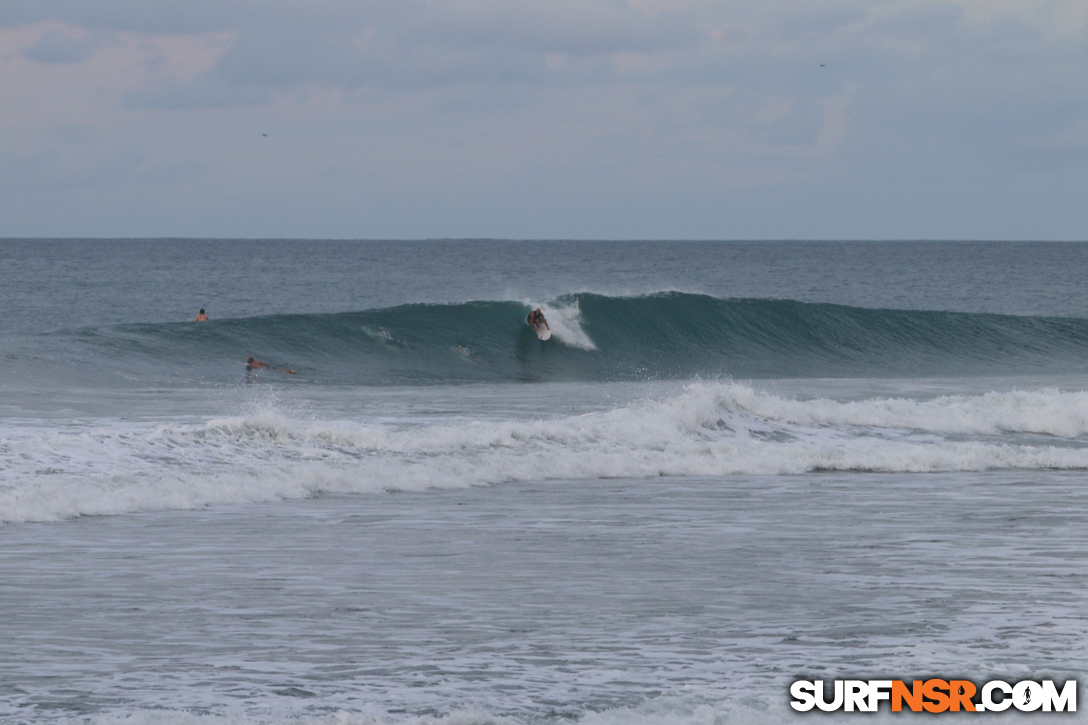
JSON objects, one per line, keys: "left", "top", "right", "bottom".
{"left": 5, "top": 383, "right": 1088, "bottom": 522}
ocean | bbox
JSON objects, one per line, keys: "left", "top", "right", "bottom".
{"left": 2, "top": 239, "right": 1087, "bottom": 724}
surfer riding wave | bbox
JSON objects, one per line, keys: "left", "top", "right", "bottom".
{"left": 527, "top": 308, "right": 550, "bottom": 338}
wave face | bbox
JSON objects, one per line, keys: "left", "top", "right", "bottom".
{"left": 15, "top": 293, "right": 1088, "bottom": 387}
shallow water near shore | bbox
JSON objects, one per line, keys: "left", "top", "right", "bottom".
{"left": 4, "top": 469, "right": 1087, "bottom": 723}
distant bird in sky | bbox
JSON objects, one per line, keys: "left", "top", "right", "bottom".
{"left": 820, "top": 64, "right": 826, "bottom": 67}
{"left": 262, "top": 133, "right": 268, "bottom": 137}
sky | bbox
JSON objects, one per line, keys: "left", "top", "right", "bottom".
{"left": 1, "top": 0, "right": 1087, "bottom": 239}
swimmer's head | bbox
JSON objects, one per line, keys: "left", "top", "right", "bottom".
{"left": 199, "top": 309, "right": 205, "bottom": 314}
{"left": 247, "top": 357, "right": 254, "bottom": 363}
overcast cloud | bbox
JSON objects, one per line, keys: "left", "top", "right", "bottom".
{"left": 1, "top": 0, "right": 1086, "bottom": 238}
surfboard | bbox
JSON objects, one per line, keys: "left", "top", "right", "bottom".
{"left": 536, "top": 326, "right": 551, "bottom": 341}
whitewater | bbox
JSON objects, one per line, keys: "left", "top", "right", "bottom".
{"left": 3, "top": 240, "right": 1088, "bottom": 725}
{"left": 7, "top": 382, "right": 1088, "bottom": 523}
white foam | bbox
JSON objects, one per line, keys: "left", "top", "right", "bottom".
{"left": 6, "top": 383, "right": 1088, "bottom": 522}
{"left": 734, "top": 386, "right": 1088, "bottom": 437}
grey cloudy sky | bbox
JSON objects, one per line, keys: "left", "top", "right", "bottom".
{"left": 1, "top": 0, "right": 1086, "bottom": 239}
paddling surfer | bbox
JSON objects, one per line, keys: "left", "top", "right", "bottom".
{"left": 246, "top": 357, "right": 296, "bottom": 374}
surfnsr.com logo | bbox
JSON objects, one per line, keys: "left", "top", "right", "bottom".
{"left": 790, "top": 679, "right": 1076, "bottom": 713}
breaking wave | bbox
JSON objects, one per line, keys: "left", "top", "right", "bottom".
{"left": 6, "top": 383, "right": 1088, "bottom": 522}
{"left": 10, "top": 293, "right": 1088, "bottom": 388}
